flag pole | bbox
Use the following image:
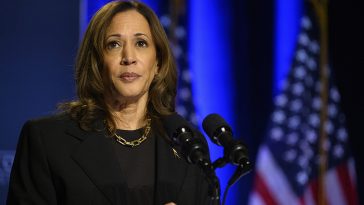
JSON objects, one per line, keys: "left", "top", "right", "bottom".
{"left": 311, "top": 0, "right": 329, "bottom": 204}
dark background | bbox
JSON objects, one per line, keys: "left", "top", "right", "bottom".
{"left": 0, "top": 0, "right": 79, "bottom": 201}
{"left": 330, "top": 1, "right": 364, "bottom": 203}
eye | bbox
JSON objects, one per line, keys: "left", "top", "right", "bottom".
{"left": 106, "top": 41, "right": 120, "bottom": 50}
{"left": 136, "top": 39, "right": 148, "bottom": 48}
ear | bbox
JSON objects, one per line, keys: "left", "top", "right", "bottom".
{"left": 155, "top": 61, "right": 159, "bottom": 74}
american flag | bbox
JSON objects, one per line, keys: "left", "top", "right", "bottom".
{"left": 248, "top": 1, "right": 359, "bottom": 205}
{"left": 158, "top": 0, "right": 198, "bottom": 126}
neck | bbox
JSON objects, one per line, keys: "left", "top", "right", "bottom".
{"left": 107, "top": 94, "right": 149, "bottom": 130}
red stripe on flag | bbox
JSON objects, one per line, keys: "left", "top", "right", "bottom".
{"left": 298, "top": 196, "right": 305, "bottom": 205}
{"left": 309, "top": 178, "right": 318, "bottom": 203}
{"left": 255, "top": 173, "right": 278, "bottom": 205}
{"left": 336, "top": 162, "right": 359, "bottom": 205}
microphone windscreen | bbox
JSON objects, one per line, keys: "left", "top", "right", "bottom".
{"left": 202, "top": 113, "right": 231, "bottom": 137}
{"left": 161, "top": 113, "right": 190, "bottom": 136}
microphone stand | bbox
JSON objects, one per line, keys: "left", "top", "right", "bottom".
{"left": 197, "top": 159, "right": 221, "bottom": 205}
{"left": 211, "top": 157, "right": 252, "bottom": 205}
{"left": 182, "top": 134, "right": 221, "bottom": 205}
{"left": 191, "top": 149, "right": 251, "bottom": 205}
{"left": 193, "top": 150, "right": 252, "bottom": 205}
{"left": 227, "top": 158, "right": 252, "bottom": 187}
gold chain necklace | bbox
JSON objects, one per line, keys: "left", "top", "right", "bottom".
{"left": 113, "top": 118, "right": 151, "bottom": 147}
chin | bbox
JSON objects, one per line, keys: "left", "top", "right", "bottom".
{"left": 113, "top": 84, "right": 136, "bottom": 95}
{"left": 112, "top": 82, "right": 148, "bottom": 100}
{"left": 115, "top": 89, "right": 145, "bottom": 99}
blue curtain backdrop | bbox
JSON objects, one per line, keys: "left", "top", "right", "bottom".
{"left": 1, "top": 0, "right": 363, "bottom": 205}
{"left": 0, "top": 0, "right": 79, "bottom": 203}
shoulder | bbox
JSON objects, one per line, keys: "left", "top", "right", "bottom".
{"left": 17, "top": 113, "right": 85, "bottom": 153}
{"left": 21, "top": 112, "right": 77, "bottom": 135}
{"left": 27, "top": 112, "right": 73, "bottom": 125}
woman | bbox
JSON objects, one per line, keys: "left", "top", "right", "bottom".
{"left": 7, "top": 1, "right": 210, "bottom": 204}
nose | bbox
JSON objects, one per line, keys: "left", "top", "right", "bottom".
{"left": 120, "top": 43, "right": 136, "bottom": 65}
{"left": 121, "top": 57, "right": 136, "bottom": 65}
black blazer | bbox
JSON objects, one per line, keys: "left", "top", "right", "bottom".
{"left": 7, "top": 114, "right": 211, "bottom": 205}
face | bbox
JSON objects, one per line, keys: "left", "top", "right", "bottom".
{"left": 103, "top": 10, "right": 158, "bottom": 103}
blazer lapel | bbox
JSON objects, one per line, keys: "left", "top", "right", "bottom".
{"left": 155, "top": 135, "right": 189, "bottom": 204}
{"left": 67, "top": 126, "right": 126, "bottom": 205}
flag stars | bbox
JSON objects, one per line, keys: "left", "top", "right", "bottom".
{"left": 292, "top": 83, "right": 304, "bottom": 95}
{"left": 270, "top": 127, "right": 284, "bottom": 141}
{"left": 325, "top": 121, "right": 334, "bottom": 135}
{"left": 328, "top": 104, "right": 338, "bottom": 118}
{"left": 306, "top": 58, "right": 317, "bottom": 70}
{"left": 294, "top": 66, "right": 306, "bottom": 79}
{"left": 298, "top": 155, "right": 309, "bottom": 168}
{"left": 296, "top": 49, "right": 308, "bottom": 62}
{"left": 172, "top": 44, "right": 183, "bottom": 59}
{"left": 312, "top": 97, "right": 321, "bottom": 110}
{"left": 182, "top": 70, "right": 192, "bottom": 83}
{"left": 296, "top": 171, "right": 309, "bottom": 185}
{"left": 189, "top": 112, "right": 198, "bottom": 126}
{"left": 288, "top": 116, "right": 301, "bottom": 129}
{"left": 301, "top": 16, "right": 312, "bottom": 30}
{"left": 284, "top": 149, "right": 297, "bottom": 162}
{"left": 337, "top": 128, "right": 348, "bottom": 141}
{"left": 290, "top": 99, "right": 303, "bottom": 112}
{"left": 306, "top": 129, "right": 317, "bottom": 143}
{"left": 287, "top": 132, "right": 299, "bottom": 145}
{"left": 159, "top": 15, "right": 171, "bottom": 27}
{"left": 299, "top": 33, "right": 310, "bottom": 46}
{"left": 178, "top": 87, "right": 191, "bottom": 101}
{"left": 333, "top": 144, "right": 344, "bottom": 158}
{"left": 175, "top": 26, "right": 186, "bottom": 39}
{"left": 299, "top": 140, "right": 315, "bottom": 160}
{"left": 330, "top": 88, "right": 341, "bottom": 102}
{"left": 299, "top": 140, "right": 310, "bottom": 152}
{"left": 176, "top": 106, "right": 187, "bottom": 118}
{"left": 309, "top": 113, "right": 320, "bottom": 127}
{"left": 272, "top": 110, "right": 286, "bottom": 124}
{"left": 275, "top": 94, "right": 288, "bottom": 107}
{"left": 309, "top": 41, "right": 320, "bottom": 54}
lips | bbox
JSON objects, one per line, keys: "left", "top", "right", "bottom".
{"left": 119, "top": 72, "right": 141, "bottom": 82}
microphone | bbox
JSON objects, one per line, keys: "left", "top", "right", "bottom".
{"left": 163, "top": 113, "right": 221, "bottom": 203}
{"left": 162, "top": 113, "right": 209, "bottom": 165}
{"left": 202, "top": 113, "right": 249, "bottom": 166}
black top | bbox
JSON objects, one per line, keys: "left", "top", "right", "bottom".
{"left": 111, "top": 128, "right": 156, "bottom": 204}
{"left": 112, "top": 128, "right": 155, "bottom": 189}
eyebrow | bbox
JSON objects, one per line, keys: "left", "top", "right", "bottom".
{"left": 106, "top": 33, "right": 150, "bottom": 39}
